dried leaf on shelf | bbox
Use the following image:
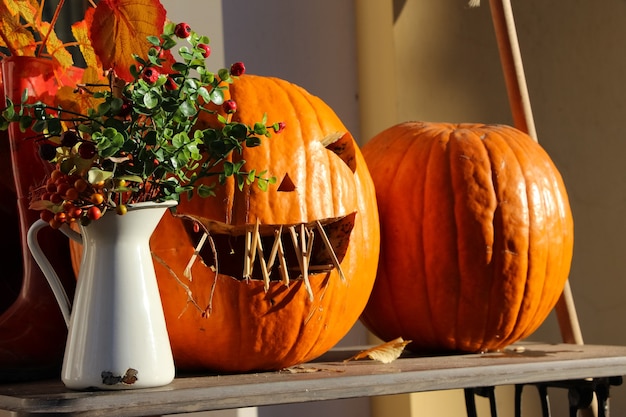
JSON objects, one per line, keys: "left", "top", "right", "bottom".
{"left": 281, "top": 366, "right": 322, "bottom": 374}
{"left": 281, "top": 366, "right": 344, "bottom": 374}
{"left": 344, "top": 337, "right": 411, "bottom": 364}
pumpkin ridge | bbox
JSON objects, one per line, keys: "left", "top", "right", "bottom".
{"left": 480, "top": 128, "right": 530, "bottom": 348}
{"left": 413, "top": 126, "right": 440, "bottom": 347}
{"left": 449, "top": 127, "right": 498, "bottom": 351}
{"left": 475, "top": 129, "right": 510, "bottom": 348}
{"left": 481, "top": 127, "right": 513, "bottom": 350}
{"left": 506, "top": 133, "right": 570, "bottom": 342}
{"left": 266, "top": 77, "right": 309, "bottom": 222}
{"left": 288, "top": 81, "right": 345, "bottom": 222}
{"left": 386, "top": 129, "right": 428, "bottom": 343}
{"left": 507, "top": 131, "right": 561, "bottom": 345}
{"left": 424, "top": 126, "right": 462, "bottom": 349}
{"left": 396, "top": 124, "right": 438, "bottom": 346}
{"left": 503, "top": 133, "right": 544, "bottom": 345}
{"left": 531, "top": 139, "right": 572, "bottom": 324}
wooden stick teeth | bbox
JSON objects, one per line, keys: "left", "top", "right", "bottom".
{"left": 243, "top": 228, "right": 252, "bottom": 280}
{"left": 315, "top": 220, "right": 346, "bottom": 282}
{"left": 256, "top": 231, "right": 271, "bottom": 291}
{"left": 288, "top": 225, "right": 304, "bottom": 272}
{"left": 267, "top": 226, "right": 282, "bottom": 271}
{"left": 250, "top": 220, "right": 260, "bottom": 267}
{"left": 300, "top": 223, "right": 313, "bottom": 302}
{"left": 277, "top": 237, "right": 290, "bottom": 287}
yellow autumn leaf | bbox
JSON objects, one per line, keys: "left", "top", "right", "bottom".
{"left": 85, "top": 0, "right": 167, "bottom": 82}
{"left": 55, "top": 67, "right": 106, "bottom": 115}
{"left": 2, "top": 0, "right": 38, "bottom": 25}
{"left": 38, "top": 21, "right": 73, "bottom": 68}
{"left": 344, "top": 337, "right": 412, "bottom": 364}
{"left": 71, "top": 19, "right": 101, "bottom": 72}
{"left": 0, "top": 1, "right": 36, "bottom": 55}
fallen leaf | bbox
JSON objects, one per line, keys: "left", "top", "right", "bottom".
{"left": 281, "top": 366, "right": 323, "bottom": 374}
{"left": 344, "top": 337, "right": 411, "bottom": 364}
{"left": 281, "top": 366, "right": 345, "bottom": 374}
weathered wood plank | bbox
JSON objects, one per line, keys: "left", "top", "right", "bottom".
{"left": 0, "top": 343, "right": 625, "bottom": 416}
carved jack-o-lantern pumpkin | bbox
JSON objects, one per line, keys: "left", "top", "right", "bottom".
{"left": 150, "top": 75, "right": 380, "bottom": 372}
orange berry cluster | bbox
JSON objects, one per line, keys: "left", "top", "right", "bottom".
{"left": 38, "top": 169, "right": 109, "bottom": 229}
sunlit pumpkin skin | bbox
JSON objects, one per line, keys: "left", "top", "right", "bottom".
{"left": 149, "top": 75, "right": 380, "bottom": 372}
{"left": 360, "top": 122, "right": 573, "bottom": 353}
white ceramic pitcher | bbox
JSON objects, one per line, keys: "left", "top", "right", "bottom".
{"left": 27, "top": 201, "right": 176, "bottom": 390}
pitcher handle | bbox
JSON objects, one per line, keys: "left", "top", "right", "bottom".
{"left": 26, "top": 219, "right": 82, "bottom": 327}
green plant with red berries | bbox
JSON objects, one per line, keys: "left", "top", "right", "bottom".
{"left": 0, "top": 22, "right": 283, "bottom": 228}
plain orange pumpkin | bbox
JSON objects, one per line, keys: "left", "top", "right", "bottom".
{"left": 149, "top": 75, "right": 380, "bottom": 372}
{"left": 360, "top": 122, "right": 574, "bottom": 353}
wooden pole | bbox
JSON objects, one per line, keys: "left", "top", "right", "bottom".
{"left": 487, "top": 0, "right": 537, "bottom": 141}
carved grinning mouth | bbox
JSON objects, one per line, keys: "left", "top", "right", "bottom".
{"left": 172, "top": 131, "right": 359, "bottom": 304}
{"left": 181, "top": 213, "right": 356, "bottom": 300}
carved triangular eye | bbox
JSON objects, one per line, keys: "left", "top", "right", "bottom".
{"left": 323, "top": 132, "right": 356, "bottom": 172}
{"left": 277, "top": 173, "right": 296, "bottom": 192}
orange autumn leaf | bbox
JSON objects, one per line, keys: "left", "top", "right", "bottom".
{"left": 84, "top": 0, "right": 167, "bottom": 82}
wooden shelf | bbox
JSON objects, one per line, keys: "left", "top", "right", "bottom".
{"left": 1, "top": 343, "right": 625, "bottom": 416}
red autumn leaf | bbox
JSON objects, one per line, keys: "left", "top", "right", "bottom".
{"left": 84, "top": 0, "right": 167, "bottom": 82}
